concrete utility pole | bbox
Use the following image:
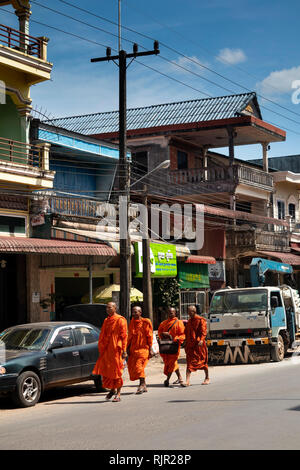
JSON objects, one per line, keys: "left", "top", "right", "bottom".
{"left": 142, "top": 184, "right": 153, "bottom": 324}
{"left": 91, "top": 41, "right": 160, "bottom": 321}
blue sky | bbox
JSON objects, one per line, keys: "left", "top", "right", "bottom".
{"left": 2, "top": 0, "right": 300, "bottom": 160}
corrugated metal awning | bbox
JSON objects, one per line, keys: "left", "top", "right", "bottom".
{"left": 51, "top": 227, "right": 191, "bottom": 257}
{"left": 185, "top": 255, "right": 216, "bottom": 264}
{"left": 0, "top": 237, "right": 116, "bottom": 256}
{"left": 258, "top": 251, "right": 300, "bottom": 266}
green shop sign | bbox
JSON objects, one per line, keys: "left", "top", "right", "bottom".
{"left": 134, "top": 242, "right": 177, "bottom": 278}
{"left": 178, "top": 262, "right": 209, "bottom": 288}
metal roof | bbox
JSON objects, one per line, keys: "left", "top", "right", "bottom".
{"left": 45, "top": 92, "right": 261, "bottom": 136}
{"left": 252, "top": 155, "right": 300, "bottom": 173}
{"left": 0, "top": 237, "right": 116, "bottom": 256}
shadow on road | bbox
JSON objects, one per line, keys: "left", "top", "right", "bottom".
{"left": 0, "top": 382, "right": 102, "bottom": 410}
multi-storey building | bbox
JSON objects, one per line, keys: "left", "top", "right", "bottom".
{"left": 0, "top": 2, "right": 117, "bottom": 329}
{"left": 48, "top": 92, "right": 294, "bottom": 291}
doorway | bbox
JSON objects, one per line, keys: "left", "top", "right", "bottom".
{"left": 0, "top": 254, "right": 27, "bottom": 330}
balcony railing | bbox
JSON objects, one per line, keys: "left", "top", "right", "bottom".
{"left": 167, "top": 163, "right": 273, "bottom": 195}
{"left": 50, "top": 196, "right": 100, "bottom": 218}
{"left": 227, "top": 228, "right": 290, "bottom": 252}
{"left": 0, "top": 23, "right": 45, "bottom": 59}
{"left": 0, "top": 137, "right": 49, "bottom": 170}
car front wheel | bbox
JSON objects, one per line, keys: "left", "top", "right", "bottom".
{"left": 12, "top": 371, "right": 41, "bottom": 408}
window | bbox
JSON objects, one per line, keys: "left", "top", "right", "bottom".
{"left": 177, "top": 151, "right": 188, "bottom": 170}
{"left": 74, "top": 326, "right": 99, "bottom": 345}
{"left": 0, "top": 214, "right": 26, "bottom": 236}
{"left": 288, "top": 203, "right": 296, "bottom": 220}
{"left": 55, "top": 328, "right": 74, "bottom": 347}
{"left": 210, "top": 289, "right": 268, "bottom": 314}
{"left": 270, "top": 291, "right": 282, "bottom": 308}
{"left": 277, "top": 201, "right": 285, "bottom": 220}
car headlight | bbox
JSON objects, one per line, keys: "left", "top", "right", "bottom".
{"left": 0, "top": 366, "right": 6, "bottom": 375}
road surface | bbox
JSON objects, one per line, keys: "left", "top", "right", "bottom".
{"left": 1, "top": 356, "right": 300, "bottom": 450}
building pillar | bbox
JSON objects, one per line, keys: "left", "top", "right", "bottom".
{"left": 36, "top": 142, "right": 51, "bottom": 170}
{"left": 203, "top": 146, "right": 208, "bottom": 181}
{"left": 37, "top": 36, "right": 49, "bottom": 61}
{"left": 15, "top": 4, "right": 31, "bottom": 53}
{"left": 26, "top": 254, "right": 41, "bottom": 323}
{"left": 17, "top": 104, "right": 32, "bottom": 145}
{"left": 261, "top": 142, "right": 269, "bottom": 173}
{"left": 227, "top": 127, "right": 235, "bottom": 166}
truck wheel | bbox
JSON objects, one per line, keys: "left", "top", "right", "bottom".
{"left": 12, "top": 371, "right": 41, "bottom": 408}
{"left": 271, "top": 334, "right": 285, "bottom": 362}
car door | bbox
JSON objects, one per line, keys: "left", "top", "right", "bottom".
{"left": 73, "top": 326, "right": 99, "bottom": 378}
{"left": 45, "top": 327, "right": 81, "bottom": 385}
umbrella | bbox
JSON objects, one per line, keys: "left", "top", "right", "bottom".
{"left": 81, "top": 284, "right": 143, "bottom": 304}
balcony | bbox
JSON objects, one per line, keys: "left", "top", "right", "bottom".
{"left": 226, "top": 227, "right": 290, "bottom": 254}
{"left": 50, "top": 196, "right": 100, "bottom": 219}
{"left": 0, "top": 23, "right": 45, "bottom": 59}
{"left": 167, "top": 163, "right": 273, "bottom": 196}
{"left": 0, "top": 137, "right": 54, "bottom": 188}
{"left": 0, "top": 23, "right": 52, "bottom": 84}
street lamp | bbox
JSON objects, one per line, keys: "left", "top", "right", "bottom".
{"left": 130, "top": 160, "right": 170, "bottom": 188}
{"left": 130, "top": 159, "right": 171, "bottom": 324}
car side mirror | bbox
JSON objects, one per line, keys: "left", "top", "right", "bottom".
{"left": 48, "top": 340, "right": 65, "bottom": 351}
{"left": 271, "top": 296, "right": 279, "bottom": 309}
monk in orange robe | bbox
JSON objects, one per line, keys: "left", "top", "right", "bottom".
{"left": 184, "top": 305, "right": 209, "bottom": 386}
{"left": 93, "top": 302, "right": 127, "bottom": 402}
{"left": 158, "top": 307, "right": 185, "bottom": 387}
{"left": 127, "top": 306, "right": 154, "bottom": 394}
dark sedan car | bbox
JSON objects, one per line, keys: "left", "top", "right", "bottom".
{"left": 0, "top": 322, "right": 103, "bottom": 407}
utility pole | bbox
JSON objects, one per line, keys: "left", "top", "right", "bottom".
{"left": 142, "top": 184, "right": 153, "bottom": 324}
{"left": 91, "top": 41, "right": 160, "bottom": 322}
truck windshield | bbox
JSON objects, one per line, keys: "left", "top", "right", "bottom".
{"left": 210, "top": 289, "right": 268, "bottom": 314}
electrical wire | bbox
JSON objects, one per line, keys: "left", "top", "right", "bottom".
{"left": 2, "top": 2, "right": 300, "bottom": 140}
{"left": 28, "top": 1, "right": 300, "bottom": 131}
{"left": 52, "top": 0, "right": 300, "bottom": 122}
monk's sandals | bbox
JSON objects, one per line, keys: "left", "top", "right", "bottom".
{"left": 105, "top": 390, "right": 116, "bottom": 401}
{"left": 136, "top": 385, "right": 147, "bottom": 394}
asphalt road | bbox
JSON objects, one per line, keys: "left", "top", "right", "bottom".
{"left": 1, "top": 356, "right": 300, "bottom": 450}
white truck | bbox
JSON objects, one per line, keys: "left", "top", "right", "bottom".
{"left": 207, "top": 285, "right": 300, "bottom": 364}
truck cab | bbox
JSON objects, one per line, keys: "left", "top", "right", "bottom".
{"left": 207, "top": 285, "right": 300, "bottom": 364}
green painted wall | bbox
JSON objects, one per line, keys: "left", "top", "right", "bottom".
{"left": 0, "top": 95, "right": 25, "bottom": 143}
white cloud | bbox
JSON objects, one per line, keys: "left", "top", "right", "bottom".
{"left": 259, "top": 65, "right": 300, "bottom": 96}
{"left": 216, "top": 48, "right": 247, "bottom": 65}
{"left": 170, "top": 55, "right": 210, "bottom": 75}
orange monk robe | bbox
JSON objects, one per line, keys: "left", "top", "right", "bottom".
{"left": 158, "top": 318, "right": 185, "bottom": 376}
{"left": 93, "top": 313, "right": 127, "bottom": 390}
{"left": 127, "top": 317, "right": 153, "bottom": 381}
{"left": 185, "top": 314, "right": 208, "bottom": 372}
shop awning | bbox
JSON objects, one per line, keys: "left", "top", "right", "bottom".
{"left": 51, "top": 227, "right": 191, "bottom": 258}
{"left": 258, "top": 251, "right": 300, "bottom": 266}
{"left": 0, "top": 237, "right": 117, "bottom": 256}
{"left": 185, "top": 255, "right": 216, "bottom": 264}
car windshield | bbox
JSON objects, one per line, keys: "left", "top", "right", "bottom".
{"left": 0, "top": 327, "right": 51, "bottom": 351}
{"left": 210, "top": 289, "right": 268, "bottom": 314}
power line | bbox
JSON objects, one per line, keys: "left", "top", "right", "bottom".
{"left": 53, "top": 0, "right": 300, "bottom": 122}
{"left": 4, "top": 2, "right": 300, "bottom": 136}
